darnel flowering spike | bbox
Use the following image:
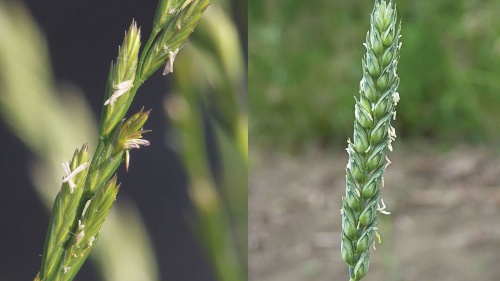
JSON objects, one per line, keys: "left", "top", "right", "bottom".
{"left": 341, "top": 1, "right": 401, "bottom": 280}
{"left": 35, "top": 1, "right": 209, "bottom": 279}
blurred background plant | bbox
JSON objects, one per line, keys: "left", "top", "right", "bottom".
{"left": 164, "top": 0, "right": 247, "bottom": 280}
{"left": 249, "top": 0, "right": 500, "bottom": 150}
{"left": 0, "top": 0, "right": 246, "bottom": 280}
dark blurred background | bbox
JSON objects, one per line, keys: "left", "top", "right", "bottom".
{"left": 0, "top": 0, "right": 246, "bottom": 280}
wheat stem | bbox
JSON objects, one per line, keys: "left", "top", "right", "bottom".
{"left": 341, "top": 1, "right": 402, "bottom": 280}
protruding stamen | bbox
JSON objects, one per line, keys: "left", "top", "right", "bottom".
{"left": 125, "top": 150, "right": 130, "bottom": 172}
{"left": 377, "top": 199, "right": 391, "bottom": 215}
{"left": 163, "top": 48, "right": 179, "bottom": 75}
{"left": 104, "top": 80, "right": 134, "bottom": 106}
{"left": 385, "top": 156, "right": 392, "bottom": 168}
{"left": 392, "top": 91, "right": 400, "bottom": 105}
{"left": 62, "top": 162, "right": 89, "bottom": 193}
{"left": 388, "top": 141, "right": 393, "bottom": 152}
{"left": 125, "top": 139, "right": 150, "bottom": 149}
{"left": 77, "top": 220, "right": 85, "bottom": 231}
{"left": 75, "top": 230, "right": 85, "bottom": 245}
{"left": 388, "top": 126, "right": 397, "bottom": 140}
{"left": 124, "top": 137, "right": 150, "bottom": 172}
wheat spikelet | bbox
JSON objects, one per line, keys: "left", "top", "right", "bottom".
{"left": 341, "top": 1, "right": 401, "bottom": 280}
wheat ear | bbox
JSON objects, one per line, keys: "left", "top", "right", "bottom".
{"left": 341, "top": 1, "right": 401, "bottom": 280}
{"left": 34, "top": 1, "right": 210, "bottom": 280}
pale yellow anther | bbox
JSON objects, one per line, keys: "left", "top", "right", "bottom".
{"left": 163, "top": 48, "right": 179, "bottom": 75}
{"left": 104, "top": 80, "right": 134, "bottom": 106}
{"left": 62, "top": 162, "right": 89, "bottom": 193}
{"left": 377, "top": 199, "right": 391, "bottom": 215}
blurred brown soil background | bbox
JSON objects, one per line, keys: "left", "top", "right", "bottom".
{"left": 249, "top": 142, "right": 500, "bottom": 281}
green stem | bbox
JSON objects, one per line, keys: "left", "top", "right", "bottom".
{"left": 137, "top": 29, "right": 160, "bottom": 85}
{"left": 83, "top": 139, "right": 106, "bottom": 195}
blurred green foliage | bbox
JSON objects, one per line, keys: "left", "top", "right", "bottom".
{"left": 249, "top": 0, "right": 500, "bottom": 150}
{"left": 166, "top": 1, "right": 247, "bottom": 280}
